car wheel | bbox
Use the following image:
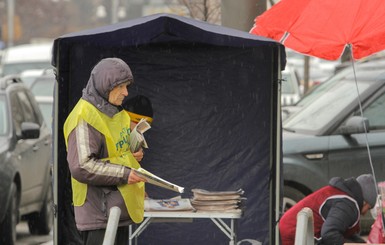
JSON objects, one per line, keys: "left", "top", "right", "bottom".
{"left": 0, "top": 182, "right": 18, "bottom": 245}
{"left": 28, "top": 184, "right": 53, "bottom": 235}
{"left": 282, "top": 186, "right": 306, "bottom": 213}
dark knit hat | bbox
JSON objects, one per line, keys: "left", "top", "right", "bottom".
{"left": 356, "top": 174, "right": 377, "bottom": 208}
{"left": 122, "top": 95, "right": 153, "bottom": 124}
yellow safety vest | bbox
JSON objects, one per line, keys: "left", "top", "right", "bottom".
{"left": 63, "top": 99, "right": 144, "bottom": 223}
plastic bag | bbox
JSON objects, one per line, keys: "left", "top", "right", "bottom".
{"left": 367, "top": 214, "right": 385, "bottom": 244}
{"left": 367, "top": 182, "right": 385, "bottom": 244}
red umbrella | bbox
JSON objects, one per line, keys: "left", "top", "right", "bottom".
{"left": 251, "top": 0, "right": 385, "bottom": 242}
{"left": 250, "top": 0, "right": 385, "bottom": 61}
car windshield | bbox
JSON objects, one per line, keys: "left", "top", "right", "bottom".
{"left": 30, "top": 78, "right": 55, "bottom": 97}
{"left": 283, "top": 68, "right": 385, "bottom": 134}
{"left": 2, "top": 62, "right": 52, "bottom": 76}
{"left": 38, "top": 102, "right": 53, "bottom": 128}
{"left": 0, "top": 96, "right": 8, "bottom": 135}
{"left": 282, "top": 72, "right": 297, "bottom": 94}
{"left": 294, "top": 67, "right": 354, "bottom": 106}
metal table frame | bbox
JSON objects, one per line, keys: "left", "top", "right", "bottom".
{"left": 129, "top": 211, "right": 242, "bottom": 245}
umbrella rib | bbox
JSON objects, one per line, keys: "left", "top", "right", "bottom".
{"left": 279, "top": 32, "right": 290, "bottom": 44}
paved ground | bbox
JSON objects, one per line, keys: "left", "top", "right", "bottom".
{"left": 16, "top": 221, "right": 53, "bottom": 245}
{"left": 15, "top": 222, "right": 369, "bottom": 245}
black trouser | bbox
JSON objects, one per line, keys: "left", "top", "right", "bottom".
{"left": 81, "top": 226, "right": 128, "bottom": 245}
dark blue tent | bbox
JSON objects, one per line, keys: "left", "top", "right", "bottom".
{"left": 52, "top": 13, "right": 285, "bottom": 245}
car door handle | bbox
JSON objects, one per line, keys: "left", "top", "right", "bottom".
{"left": 44, "top": 139, "right": 50, "bottom": 145}
{"left": 304, "top": 153, "right": 325, "bottom": 160}
{"left": 33, "top": 145, "right": 39, "bottom": 151}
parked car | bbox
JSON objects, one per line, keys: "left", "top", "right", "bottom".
{"left": 0, "top": 75, "right": 53, "bottom": 244}
{"left": 0, "top": 49, "right": 3, "bottom": 75}
{"left": 286, "top": 48, "right": 340, "bottom": 87}
{"left": 281, "top": 65, "right": 355, "bottom": 120}
{"left": 0, "top": 42, "right": 53, "bottom": 77}
{"left": 26, "top": 69, "right": 55, "bottom": 127}
{"left": 282, "top": 59, "right": 385, "bottom": 232}
{"left": 20, "top": 69, "right": 50, "bottom": 88}
{"left": 281, "top": 67, "right": 302, "bottom": 106}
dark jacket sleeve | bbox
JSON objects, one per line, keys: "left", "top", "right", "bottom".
{"left": 319, "top": 198, "right": 360, "bottom": 245}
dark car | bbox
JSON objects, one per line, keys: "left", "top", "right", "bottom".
{"left": 282, "top": 59, "right": 385, "bottom": 232}
{"left": 281, "top": 65, "right": 355, "bottom": 120}
{"left": 0, "top": 75, "right": 53, "bottom": 244}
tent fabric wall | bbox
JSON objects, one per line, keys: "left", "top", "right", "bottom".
{"left": 52, "top": 14, "right": 285, "bottom": 245}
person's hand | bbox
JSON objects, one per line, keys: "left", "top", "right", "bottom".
{"left": 128, "top": 170, "right": 146, "bottom": 184}
{"left": 132, "top": 148, "right": 144, "bottom": 162}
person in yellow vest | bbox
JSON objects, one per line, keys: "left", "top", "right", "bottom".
{"left": 63, "top": 58, "right": 146, "bottom": 245}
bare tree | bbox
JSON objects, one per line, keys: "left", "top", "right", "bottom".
{"left": 176, "top": 0, "right": 221, "bottom": 24}
{"left": 2, "top": 0, "right": 107, "bottom": 45}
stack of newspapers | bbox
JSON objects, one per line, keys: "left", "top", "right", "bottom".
{"left": 190, "top": 189, "right": 245, "bottom": 212}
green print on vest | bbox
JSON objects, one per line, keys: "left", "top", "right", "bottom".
{"left": 116, "top": 126, "right": 130, "bottom": 151}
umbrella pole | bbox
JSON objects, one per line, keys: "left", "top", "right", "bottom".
{"left": 303, "top": 56, "right": 310, "bottom": 94}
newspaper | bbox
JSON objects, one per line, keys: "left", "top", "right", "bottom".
{"left": 190, "top": 204, "right": 239, "bottom": 211}
{"left": 190, "top": 199, "right": 240, "bottom": 206}
{"left": 132, "top": 167, "right": 184, "bottom": 193}
{"left": 191, "top": 188, "right": 244, "bottom": 196}
{"left": 144, "top": 196, "right": 195, "bottom": 211}
{"left": 130, "top": 118, "right": 151, "bottom": 153}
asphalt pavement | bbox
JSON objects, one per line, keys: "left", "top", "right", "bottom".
{"left": 16, "top": 221, "right": 53, "bottom": 245}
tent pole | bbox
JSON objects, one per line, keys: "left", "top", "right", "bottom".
{"left": 52, "top": 52, "right": 59, "bottom": 245}
{"left": 273, "top": 45, "right": 283, "bottom": 245}
{"left": 276, "top": 56, "right": 282, "bottom": 245}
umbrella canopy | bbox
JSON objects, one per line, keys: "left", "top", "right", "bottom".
{"left": 250, "top": 0, "right": 385, "bottom": 60}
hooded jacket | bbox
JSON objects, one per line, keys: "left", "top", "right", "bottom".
{"left": 279, "top": 177, "right": 364, "bottom": 245}
{"left": 64, "top": 58, "right": 144, "bottom": 231}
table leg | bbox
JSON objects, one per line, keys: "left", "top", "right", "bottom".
{"left": 128, "top": 217, "right": 153, "bottom": 245}
{"left": 210, "top": 218, "right": 237, "bottom": 244}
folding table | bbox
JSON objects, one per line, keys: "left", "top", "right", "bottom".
{"left": 129, "top": 210, "right": 242, "bottom": 245}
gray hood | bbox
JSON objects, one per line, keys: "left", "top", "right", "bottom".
{"left": 82, "top": 58, "right": 134, "bottom": 117}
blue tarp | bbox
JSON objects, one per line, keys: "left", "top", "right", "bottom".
{"left": 52, "top": 13, "right": 285, "bottom": 245}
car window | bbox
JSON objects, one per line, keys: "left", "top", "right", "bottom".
{"left": 363, "top": 91, "right": 385, "bottom": 130}
{"left": 20, "top": 75, "right": 39, "bottom": 88}
{"left": 18, "top": 91, "right": 38, "bottom": 124}
{"left": 38, "top": 102, "right": 53, "bottom": 128}
{"left": 10, "top": 91, "right": 39, "bottom": 135}
{"left": 30, "top": 78, "right": 54, "bottom": 97}
{"left": 0, "top": 96, "right": 7, "bottom": 135}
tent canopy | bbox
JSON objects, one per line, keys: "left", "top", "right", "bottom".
{"left": 52, "top": 13, "right": 285, "bottom": 245}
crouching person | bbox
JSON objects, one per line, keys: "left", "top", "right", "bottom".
{"left": 279, "top": 174, "right": 377, "bottom": 245}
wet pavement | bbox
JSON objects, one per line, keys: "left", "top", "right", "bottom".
{"left": 16, "top": 221, "right": 53, "bottom": 245}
